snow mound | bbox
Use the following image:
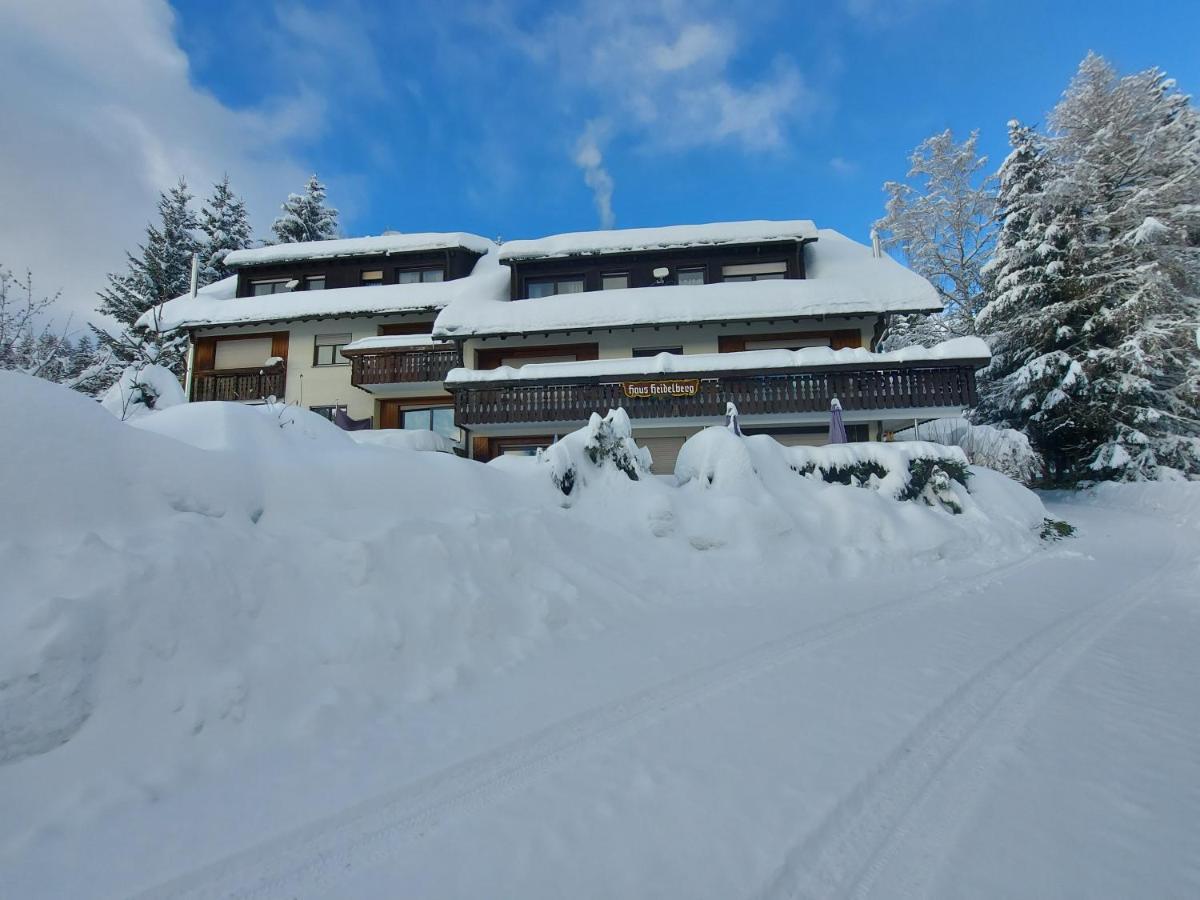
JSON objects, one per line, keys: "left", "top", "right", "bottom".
{"left": 348, "top": 428, "right": 456, "bottom": 453}
{"left": 897, "top": 417, "right": 1045, "bottom": 484}
{"left": 100, "top": 364, "right": 186, "bottom": 420}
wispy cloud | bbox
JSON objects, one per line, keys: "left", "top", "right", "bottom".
{"left": 573, "top": 120, "right": 616, "bottom": 229}
{"left": 829, "top": 155, "right": 859, "bottom": 176}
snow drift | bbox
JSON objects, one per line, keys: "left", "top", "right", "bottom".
{"left": 1, "top": 375, "right": 1047, "bottom": 855}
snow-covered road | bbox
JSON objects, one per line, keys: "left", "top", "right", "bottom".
{"left": 120, "top": 495, "right": 1198, "bottom": 900}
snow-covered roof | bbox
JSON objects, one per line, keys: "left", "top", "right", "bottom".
{"left": 497, "top": 219, "right": 818, "bottom": 262}
{"left": 445, "top": 337, "right": 991, "bottom": 385}
{"left": 224, "top": 232, "right": 495, "bottom": 267}
{"left": 140, "top": 255, "right": 509, "bottom": 331}
{"left": 435, "top": 230, "right": 941, "bottom": 338}
{"left": 340, "top": 334, "right": 450, "bottom": 353}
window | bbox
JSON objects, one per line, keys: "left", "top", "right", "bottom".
{"left": 361, "top": 269, "right": 384, "bottom": 286}
{"left": 743, "top": 336, "right": 832, "bottom": 351}
{"left": 305, "top": 275, "right": 326, "bottom": 291}
{"left": 309, "top": 404, "right": 347, "bottom": 422}
{"left": 500, "top": 355, "right": 577, "bottom": 367}
{"left": 251, "top": 279, "right": 291, "bottom": 296}
{"left": 526, "top": 277, "right": 585, "bottom": 298}
{"left": 313, "top": 333, "right": 351, "bottom": 366}
{"left": 601, "top": 273, "right": 629, "bottom": 290}
{"left": 402, "top": 406, "right": 459, "bottom": 442}
{"left": 677, "top": 267, "right": 706, "bottom": 286}
{"left": 632, "top": 346, "right": 683, "bottom": 358}
{"left": 722, "top": 261, "right": 788, "bottom": 282}
{"left": 396, "top": 268, "right": 445, "bottom": 284}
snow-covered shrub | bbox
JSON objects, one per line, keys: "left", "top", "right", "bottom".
{"left": 100, "top": 363, "right": 185, "bottom": 420}
{"left": 783, "top": 442, "right": 971, "bottom": 514}
{"left": 537, "top": 409, "right": 652, "bottom": 497}
{"left": 897, "top": 417, "right": 1045, "bottom": 484}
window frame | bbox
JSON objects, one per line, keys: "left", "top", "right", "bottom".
{"left": 524, "top": 275, "right": 587, "bottom": 299}
{"left": 312, "top": 333, "right": 352, "bottom": 367}
{"left": 304, "top": 275, "right": 326, "bottom": 291}
{"left": 721, "top": 260, "right": 789, "bottom": 282}
{"left": 360, "top": 269, "right": 385, "bottom": 286}
{"left": 631, "top": 346, "right": 683, "bottom": 358}
{"left": 250, "top": 278, "right": 291, "bottom": 296}
{"left": 400, "top": 405, "right": 460, "bottom": 442}
{"left": 676, "top": 267, "right": 706, "bottom": 286}
{"left": 601, "top": 272, "right": 630, "bottom": 291}
{"left": 395, "top": 267, "right": 446, "bottom": 284}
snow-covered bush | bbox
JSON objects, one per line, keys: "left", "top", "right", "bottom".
{"left": 896, "top": 417, "right": 1045, "bottom": 484}
{"left": 536, "top": 408, "right": 652, "bottom": 497}
{"left": 100, "top": 363, "right": 185, "bottom": 420}
{"left": 786, "top": 441, "right": 971, "bottom": 514}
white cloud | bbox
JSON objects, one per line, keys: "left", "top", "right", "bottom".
{"left": 829, "top": 155, "right": 859, "bottom": 176}
{"left": 573, "top": 121, "right": 616, "bottom": 229}
{"left": 0, "top": 0, "right": 316, "bottom": 326}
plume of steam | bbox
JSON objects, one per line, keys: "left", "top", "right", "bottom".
{"left": 573, "top": 121, "right": 615, "bottom": 230}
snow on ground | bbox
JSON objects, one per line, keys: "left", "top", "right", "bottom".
{"left": 2, "top": 371, "right": 1197, "bottom": 899}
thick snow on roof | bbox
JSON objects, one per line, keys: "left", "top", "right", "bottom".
{"left": 436, "top": 230, "right": 941, "bottom": 338}
{"left": 446, "top": 337, "right": 990, "bottom": 385}
{"left": 341, "top": 334, "right": 449, "bottom": 353}
{"left": 224, "top": 232, "right": 495, "bottom": 267}
{"left": 498, "top": 220, "right": 818, "bottom": 261}
{"left": 141, "top": 255, "right": 509, "bottom": 331}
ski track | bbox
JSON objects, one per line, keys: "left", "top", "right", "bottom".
{"left": 134, "top": 553, "right": 1045, "bottom": 899}
{"left": 749, "top": 522, "right": 1181, "bottom": 900}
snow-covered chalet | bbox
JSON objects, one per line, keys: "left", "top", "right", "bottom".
{"left": 144, "top": 220, "right": 990, "bottom": 472}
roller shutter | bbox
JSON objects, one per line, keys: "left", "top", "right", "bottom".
{"left": 638, "top": 436, "right": 686, "bottom": 476}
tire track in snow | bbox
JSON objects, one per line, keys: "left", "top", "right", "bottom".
{"left": 135, "top": 553, "right": 1045, "bottom": 900}
{"left": 749, "top": 534, "right": 1180, "bottom": 900}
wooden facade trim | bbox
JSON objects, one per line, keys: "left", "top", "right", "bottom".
{"left": 233, "top": 247, "right": 483, "bottom": 298}
{"left": 475, "top": 342, "right": 599, "bottom": 370}
{"left": 717, "top": 329, "right": 862, "bottom": 353}
{"left": 378, "top": 395, "right": 454, "bottom": 430}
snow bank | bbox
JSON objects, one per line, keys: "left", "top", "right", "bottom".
{"left": 1049, "top": 481, "right": 1200, "bottom": 532}
{"left": 348, "top": 428, "right": 456, "bottom": 453}
{"left": 896, "top": 417, "right": 1044, "bottom": 484}
{"left": 100, "top": 363, "right": 186, "bottom": 420}
{"left": 225, "top": 232, "right": 494, "bottom": 267}
{"left": 497, "top": 219, "right": 818, "bottom": 261}
{"left": 436, "top": 229, "right": 942, "bottom": 338}
{"left": 447, "top": 338, "right": 990, "bottom": 384}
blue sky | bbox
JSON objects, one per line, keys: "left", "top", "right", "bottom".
{"left": 1, "top": 0, "right": 1198, "bottom": 321}
{"left": 170, "top": 0, "right": 1200, "bottom": 242}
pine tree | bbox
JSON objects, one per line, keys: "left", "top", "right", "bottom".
{"left": 271, "top": 174, "right": 338, "bottom": 244}
{"left": 875, "top": 130, "right": 999, "bottom": 347}
{"left": 93, "top": 177, "right": 199, "bottom": 379}
{"left": 199, "top": 175, "right": 253, "bottom": 283}
{"left": 975, "top": 55, "right": 1200, "bottom": 482}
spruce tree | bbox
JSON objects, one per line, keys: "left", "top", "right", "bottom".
{"left": 271, "top": 174, "right": 339, "bottom": 244}
{"left": 199, "top": 175, "right": 253, "bottom": 283}
{"left": 975, "top": 55, "right": 1200, "bottom": 481}
{"left": 93, "top": 177, "right": 199, "bottom": 379}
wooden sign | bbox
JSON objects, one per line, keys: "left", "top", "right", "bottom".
{"left": 620, "top": 378, "right": 700, "bottom": 399}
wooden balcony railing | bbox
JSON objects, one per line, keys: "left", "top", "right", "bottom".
{"left": 347, "top": 346, "right": 462, "bottom": 389}
{"left": 450, "top": 362, "right": 980, "bottom": 427}
{"left": 192, "top": 366, "right": 286, "bottom": 402}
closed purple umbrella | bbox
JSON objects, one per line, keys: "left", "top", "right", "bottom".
{"left": 334, "top": 408, "right": 372, "bottom": 431}
{"left": 828, "top": 398, "right": 848, "bottom": 444}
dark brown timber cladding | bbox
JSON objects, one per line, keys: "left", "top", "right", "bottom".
{"left": 718, "top": 329, "right": 862, "bottom": 352}
{"left": 348, "top": 346, "right": 461, "bottom": 387}
{"left": 505, "top": 240, "right": 807, "bottom": 299}
{"left": 452, "top": 363, "right": 980, "bottom": 427}
{"left": 475, "top": 343, "right": 599, "bottom": 370}
{"left": 234, "top": 247, "right": 483, "bottom": 297}
{"left": 191, "top": 331, "right": 289, "bottom": 401}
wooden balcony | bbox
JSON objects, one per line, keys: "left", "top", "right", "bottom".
{"left": 192, "top": 366, "right": 286, "bottom": 402}
{"left": 450, "top": 361, "right": 981, "bottom": 427}
{"left": 347, "top": 346, "right": 462, "bottom": 390}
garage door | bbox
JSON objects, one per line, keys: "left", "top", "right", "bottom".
{"left": 637, "top": 436, "right": 686, "bottom": 476}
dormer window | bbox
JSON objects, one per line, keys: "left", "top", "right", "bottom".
{"left": 527, "top": 276, "right": 585, "bottom": 299}
{"left": 397, "top": 267, "right": 445, "bottom": 284}
{"left": 305, "top": 275, "right": 326, "bottom": 291}
{"left": 601, "top": 273, "right": 629, "bottom": 290}
{"left": 361, "top": 269, "right": 384, "bottom": 286}
{"left": 722, "top": 261, "right": 787, "bottom": 282}
{"left": 251, "top": 278, "right": 291, "bottom": 296}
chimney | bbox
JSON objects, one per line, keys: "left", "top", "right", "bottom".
{"left": 869, "top": 229, "right": 882, "bottom": 259}
{"left": 189, "top": 252, "right": 199, "bottom": 298}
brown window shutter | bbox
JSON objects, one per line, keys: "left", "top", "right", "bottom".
{"left": 193, "top": 337, "right": 216, "bottom": 370}
{"left": 718, "top": 335, "right": 746, "bottom": 353}
{"left": 831, "top": 330, "right": 862, "bottom": 350}
{"left": 270, "top": 332, "right": 290, "bottom": 360}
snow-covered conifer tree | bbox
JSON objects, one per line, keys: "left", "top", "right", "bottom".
{"left": 199, "top": 175, "right": 253, "bottom": 283}
{"left": 271, "top": 174, "right": 338, "bottom": 244}
{"left": 93, "top": 178, "right": 199, "bottom": 379}
{"left": 875, "top": 130, "right": 999, "bottom": 348}
{"left": 975, "top": 55, "right": 1200, "bottom": 481}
